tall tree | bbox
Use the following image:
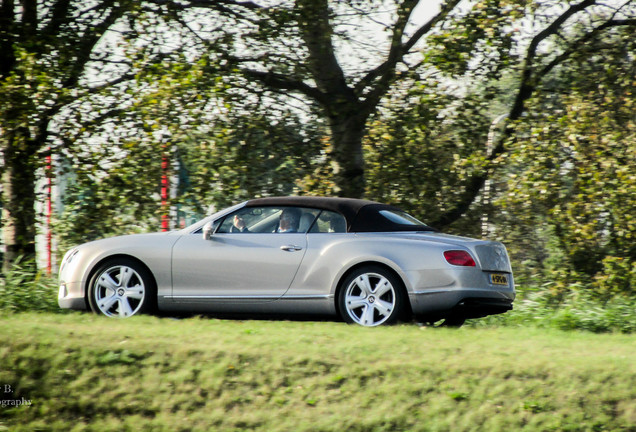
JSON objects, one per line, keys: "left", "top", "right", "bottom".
{"left": 495, "top": 25, "right": 635, "bottom": 299}
{"left": 160, "top": 0, "right": 465, "bottom": 198}
{"left": 0, "top": 0, "right": 140, "bottom": 268}
{"left": 2, "top": 0, "right": 634, "bottom": 269}
{"left": 161, "top": 0, "right": 633, "bottom": 223}
{"left": 424, "top": 0, "right": 634, "bottom": 227}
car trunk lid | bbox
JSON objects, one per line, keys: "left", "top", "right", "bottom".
{"left": 393, "top": 232, "right": 512, "bottom": 273}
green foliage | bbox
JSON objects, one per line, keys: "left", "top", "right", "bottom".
{"left": 0, "top": 0, "right": 143, "bottom": 265}
{"left": 54, "top": 167, "right": 162, "bottom": 253}
{"left": 1, "top": 314, "right": 634, "bottom": 431}
{"left": 595, "top": 257, "right": 636, "bottom": 300}
{"left": 495, "top": 26, "right": 635, "bottom": 300}
{"left": 51, "top": 35, "right": 327, "bottom": 242}
{"left": 364, "top": 80, "right": 491, "bottom": 234}
{"left": 423, "top": 0, "right": 522, "bottom": 79}
{"left": 176, "top": 113, "right": 325, "bottom": 212}
{"left": 0, "top": 258, "right": 60, "bottom": 314}
{"left": 471, "top": 290, "right": 636, "bottom": 334}
{"left": 54, "top": 109, "right": 325, "bottom": 245}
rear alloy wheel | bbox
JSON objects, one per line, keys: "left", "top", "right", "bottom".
{"left": 88, "top": 259, "right": 156, "bottom": 318}
{"left": 339, "top": 266, "right": 406, "bottom": 326}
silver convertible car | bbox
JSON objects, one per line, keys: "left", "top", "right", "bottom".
{"left": 58, "top": 196, "right": 515, "bottom": 326}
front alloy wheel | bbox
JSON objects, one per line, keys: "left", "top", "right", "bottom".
{"left": 339, "top": 266, "right": 406, "bottom": 326}
{"left": 88, "top": 259, "right": 155, "bottom": 318}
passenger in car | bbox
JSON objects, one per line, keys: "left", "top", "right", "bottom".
{"left": 330, "top": 217, "right": 346, "bottom": 233}
{"left": 277, "top": 208, "right": 301, "bottom": 233}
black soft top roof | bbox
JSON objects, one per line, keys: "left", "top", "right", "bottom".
{"left": 245, "top": 196, "right": 433, "bottom": 233}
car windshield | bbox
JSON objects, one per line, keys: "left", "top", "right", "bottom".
{"left": 379, "top": 210, "right": 427, "bottom": 226}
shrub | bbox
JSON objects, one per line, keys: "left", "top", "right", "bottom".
{"left": 594, "top": 256, "right": 636, "bottom": 300}
{"left": 0, "top": 257, "right": 61, "bottom": 313}
{"left": 469, "top": 288, "right": 636, "bottom": 333}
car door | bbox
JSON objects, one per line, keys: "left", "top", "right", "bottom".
{"left": 170, "top": 206, "right": 309, "bottom": 302}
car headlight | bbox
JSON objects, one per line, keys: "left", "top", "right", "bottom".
{"left": 60, "top": 248, "right": 79, "bottom": 273}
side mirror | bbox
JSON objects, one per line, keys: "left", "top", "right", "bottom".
{"left": 202, "top": 221, "right": 214, "bottom": 240}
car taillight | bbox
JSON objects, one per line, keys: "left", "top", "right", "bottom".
{"left": 444, "top": 250, "right": 476, "bottom": 267}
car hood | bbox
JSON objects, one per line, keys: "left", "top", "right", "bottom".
{"left": 72, "top": 231, "right": 177, "bottom": 252}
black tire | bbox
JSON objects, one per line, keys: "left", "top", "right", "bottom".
{"left": 87, "top": 258, "right": 157, "bottom": 318}
{"left": 338, "top": 265, "right": 407, "bottom": 326}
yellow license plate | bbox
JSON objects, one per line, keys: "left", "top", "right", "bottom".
{"left": 490, "top": 274, "right": 509, "bottom": 285}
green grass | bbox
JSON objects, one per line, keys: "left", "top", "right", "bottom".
{"left": 1, "top": 313, "right": 635, "bottom": 431}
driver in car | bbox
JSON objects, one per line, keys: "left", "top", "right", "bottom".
{"left": 231, "top": 215, "right": 250, "bottom": 233}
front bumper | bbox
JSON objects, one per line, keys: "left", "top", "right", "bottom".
{"left": 58, "top": 282, "right": 88, "bottom": 310}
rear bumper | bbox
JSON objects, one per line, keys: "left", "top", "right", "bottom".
{"left": 451, "top": 297, "right": 513, "bottom": 319}
{"left": 408, "top": 287, "right": 514, "bottom": 321}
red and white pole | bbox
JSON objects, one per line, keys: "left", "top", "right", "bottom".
{"left": 161, "top": 147, "right": 169, "bottom": 232}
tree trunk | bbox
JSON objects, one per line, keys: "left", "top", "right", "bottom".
{"left": 2, "top": 136, "right": 38, "bottom": 270}
{"left": 295, "top": 0, "right": 369, "bottom": 198}
{"left": 327, "top": 109, "right": 367, "bottom": 198}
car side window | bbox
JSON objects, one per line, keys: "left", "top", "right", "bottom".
{"left": 217, "top": 207, "right": 321, "bottom": 234}
{"left": 313, "top": 210, "right": 347, "bottom": 233}
{"left": 217, "top": 207, "right": 280, "bottom": 233}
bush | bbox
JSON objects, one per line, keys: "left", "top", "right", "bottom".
{"left": 470, "top": 288, "right": 636, "bottom": 333}
{"left": 0, "top": 257, "right": 61, "bottom": 313}
{"left": 548, "top": 295, "right": 636, "bottom": 334}
{"left": 594, "top": 256, "right": 636, "bottom": 300}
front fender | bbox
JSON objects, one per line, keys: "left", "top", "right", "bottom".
{"left": 59, "top": 232, "right": 181, "bottom": 304}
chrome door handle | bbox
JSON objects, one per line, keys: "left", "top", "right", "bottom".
{"left": 280, "top": 245, "right": 303, "bottom": 252}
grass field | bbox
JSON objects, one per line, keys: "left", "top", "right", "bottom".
{"left": 1, "top": 313, "right": 634, "bottom": 432}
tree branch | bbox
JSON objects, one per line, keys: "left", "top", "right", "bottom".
{"left": 166, "top": 0, "right": 263, "bottom": 10}
{"left": 62, "top": 1, "right": 130, "bottom": 89}
{"left": 508, "top": 0, "right": 597, "bottom": 124}
{"left": 357, "top": 0, "right": 461, "bottom": 107}
{"left": 296, "top": 0, "right": 353, "bottom": 103}
{"left": 21, "top": 0, "right": 38, "bottom": 37}
{"left": 149, "top": 0, "right": 264, "bottom": 22}
{"left": 240, "top": 68, "right": 327, "bottom": 105}
{"left": 402, "top": 0, "right": 463, "bottom": 54}
{"left": 431, "top": 0, "right": 633, "bottom": 228}
{"left": 537, "top": 18, "right": 636, "bottom": 79}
